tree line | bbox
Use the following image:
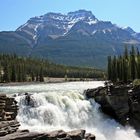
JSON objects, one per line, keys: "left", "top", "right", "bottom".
{"left": 108, "top": 46, "right": 140, "bottom": 83}
{"left": 0, "top": 54, "right": 105, "bottom": 83}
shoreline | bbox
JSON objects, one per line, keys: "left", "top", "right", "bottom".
{"left": 0, "top": 77, "right": 98, "bottom": 87}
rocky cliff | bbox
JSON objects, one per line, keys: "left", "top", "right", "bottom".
{"left": 0, "top": 94, "right": 19, "bottom": 136}
{"left": 85, "top": 82, "right": 140, "bottom": 132}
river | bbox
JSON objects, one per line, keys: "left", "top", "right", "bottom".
{"left": 0, "top": 81, "right": 139, "bottom": 140}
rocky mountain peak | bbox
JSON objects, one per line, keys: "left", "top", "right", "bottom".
{"left": 68, "top": 10, "right": 95, "bottom": 18}
{"left": 43, "top": 12, "right": 66, "bottom": 20}
{"left": 16, "top": 10, "right": 99, "bottom": 45}
{"left": 123, "top": 26, "right": 136, "bottom": 34}
{"left": 16, "top": 9, "right": 140, "bottom": 49}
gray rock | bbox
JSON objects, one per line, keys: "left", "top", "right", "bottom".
{"left": 0, "top": 129, "right": 96, "bottom": 140}
{"left": 85, "top": 133, "right": 95, "bottom": 140}
{"left": 47, "top": 130, "right": 67, "bottom": 139}
{"left": 67, "top": 129, "right": 85, "bottom": 140}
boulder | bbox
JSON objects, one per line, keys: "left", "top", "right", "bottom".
{"left": 85, "top": 133, "right": 95, "bottom": 140}
{"left": 67, "top": 129, "right": 85, "bottom": 140}
{"left": 46, "top": 130, "right": 67, "bottom": 139}
{"left": 0, "top": 120, "right": 20, "bottom": 136}
{"left": 0, "top": 129, "right": 96, "bottom": 140}
{"left": 0, "top": 131, "right": 46, "bottom": 140}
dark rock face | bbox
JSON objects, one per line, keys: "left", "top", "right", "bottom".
{"left": 85, "top": 82, "right": 140, "bottom": 132}
{"left": 0, "top": 94, "right": 18, "bottom": 121}
{"left": 0, "top": 94, "right": 19, "bottom": 137}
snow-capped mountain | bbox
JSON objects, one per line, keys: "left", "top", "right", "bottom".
{"left": 17, "top": 10, "right": 98, "bottom": 34}
{"left": 16, "top": 10, "right": 99, "bottom": 45}
{"left": 0, "top": 10, "right": 140, "bottom": 68}
{"left": 16, "top": 10, "right": 140, "bottom": 48}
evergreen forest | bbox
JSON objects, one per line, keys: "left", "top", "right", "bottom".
{"left": 108, "top": 46, "right": 140, "bottom": 83}
{"left": 0, "top": 54, "right": 105, "bottom": 83}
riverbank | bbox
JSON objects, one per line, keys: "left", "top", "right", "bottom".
{"left": 0, "top": 77, "right": 96, "bottom": 87}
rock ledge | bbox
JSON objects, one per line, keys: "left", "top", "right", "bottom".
{"left": 85, "top": 82, "right": 140, "bottom": 132}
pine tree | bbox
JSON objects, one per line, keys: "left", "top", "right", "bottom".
{"left": 17, "top": 64, "right": 22, "bottom": 82}
{"left": 3, "top": 64, "right": 10, "bottom": 82}
{"left": 11, "top": 65, "right": 16, "bottom": 82}
{"left": 130, "top": 46, "right": 136, "bottom": 80}
{"left": 137, "top": 47, "right": 140, "bottom": 56}
{"left": 39, "top": 66, "right": 44, "bottom": 82}
{"left": 124, "top": 45, "right": 128, "bottom": 60}
{"left": 31, "top": 72, "right": 35, "bottom": 81}
{"left": 107, "top": 46, "right": 140, "bottom": 83}
{"left": 107, "top": 56, "right": 112, "bottom": 80}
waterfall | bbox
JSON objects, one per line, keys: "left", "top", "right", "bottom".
{"left": 0, "top": 81, "right": 139, "bottom": 140}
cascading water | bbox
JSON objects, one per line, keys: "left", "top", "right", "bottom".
{"left": 0, "top": 81, "right": 140, "bottom": 140}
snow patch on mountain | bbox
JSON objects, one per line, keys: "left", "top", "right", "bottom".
{"left": 17, "top": 23, "right": 28, "bottom": 31}
{"left": 33, "top": 23, "right": 41, "bottom": 44}
{"left": 92, "top": 30, "right": 97, "bottom": 35}
{"left": 88, "top": 19, "right": 98, "bottom": 25}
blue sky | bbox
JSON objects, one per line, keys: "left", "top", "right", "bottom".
{"left": 0, "top": 0, "right": 140, "bottom": 32}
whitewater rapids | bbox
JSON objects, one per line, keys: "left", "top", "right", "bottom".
{"left": 0, "top": 81, "right": 139, "bottom": 140}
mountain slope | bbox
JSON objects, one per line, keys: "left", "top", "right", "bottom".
{"left": 0, "top": 31, "right": 31, "bottom": 56}
{"left": 0, "top": 10, "right": 140, "bottom": 69}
